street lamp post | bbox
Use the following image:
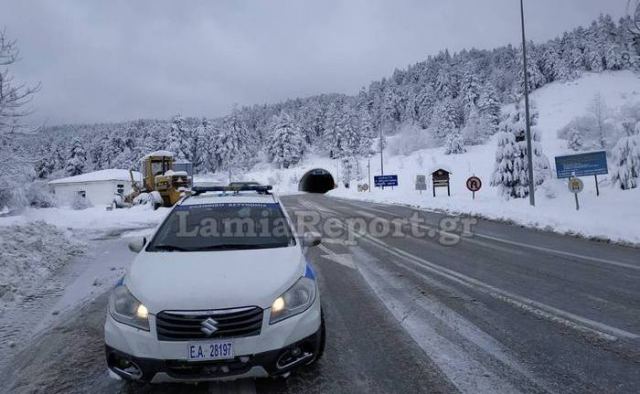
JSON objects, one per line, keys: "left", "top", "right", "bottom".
{"left": 520, "top": 0, "right": 536, "bottom": 207}
{"left": 379, "top": 127, "right": 384, "bottom": 176}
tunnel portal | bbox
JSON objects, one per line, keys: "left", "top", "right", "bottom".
{"left": 298, "top": 168, "right": 336, "bottom": 193}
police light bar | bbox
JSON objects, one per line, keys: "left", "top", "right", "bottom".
{"left": 191, "top": 185, "right": 273, "bottom": 195}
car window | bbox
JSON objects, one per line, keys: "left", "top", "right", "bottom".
{"left": 147, "top": 202, "right": 296, "bottom": 252}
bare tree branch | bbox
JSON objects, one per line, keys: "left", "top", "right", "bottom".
{"left": 0, "top": 29, "right": 41, "bottom": 133}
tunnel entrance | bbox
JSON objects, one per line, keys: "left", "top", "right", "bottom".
{"left": 298, "top": 168, "right": 336, "bottom": 193}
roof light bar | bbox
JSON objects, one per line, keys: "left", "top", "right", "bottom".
{"left": 191, "top": 185, "right": 273, "bottom": 195}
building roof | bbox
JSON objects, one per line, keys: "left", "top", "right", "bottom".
{"left": 141, "top": 150, "right": 174, "bottom": 160}
{"left": 48, "top": 169, "right": 142, "bottom": 185}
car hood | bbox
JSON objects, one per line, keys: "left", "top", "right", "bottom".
{"left": 126, "top": 246, "right": 305, "bottom": 312}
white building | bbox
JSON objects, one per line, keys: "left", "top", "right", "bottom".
{"left": 48, "top": 169, "right": 142, "bottom": 207}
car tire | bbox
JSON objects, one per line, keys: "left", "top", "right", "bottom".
{"left": 307, "top": 309, "right": 326, "bottom": 365}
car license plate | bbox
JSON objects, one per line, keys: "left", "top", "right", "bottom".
{"left": 187, "top": 341, "right": 234, "bottom": 361}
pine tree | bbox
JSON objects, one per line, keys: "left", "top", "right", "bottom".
{"left": 567, "top": 127, "right": 584, "bottom": 151}
{"left": 167, "top": 115, "right": 187, "bottom": 160}
{"left": 212, "top": 110, "right": 249, "bottom": 172}
{"left": 491, "top": 101, "right": 550, "bottom": 198}
{"left": 444, "top": 127, "right": 466, "bottom": 154}
{"left": 431, "top": 98, "right": 460, "bottom": 141}
{"left": 610, "top": 122, "right": 640, "bottom": 190}
{"left": 491, "top": 125, "right": 519, "bottom": 198}
{"left": 266, "top": 112, "right": 305, "bottom": 169}
{"left": 477, "top": 84, "right": 502, "bottom": 135}
{"left": 65, "top": 138, "right": 87, "bottom": 176}
{"left": 589, "top": 93, "right": 610, "bottom": 149}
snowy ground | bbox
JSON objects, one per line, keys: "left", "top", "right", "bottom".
{"left": 0, "top": 204, "right": 169, "bottom": 368}
{"left": 239, "top": 71, "right": 640, "bottom": 245}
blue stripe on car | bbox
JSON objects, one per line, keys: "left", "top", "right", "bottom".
{"left": 304, "top": 263, "right": 316, "bottom": 280}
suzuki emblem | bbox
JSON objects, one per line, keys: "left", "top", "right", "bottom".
{"left": 201, "top": 317, "right": 219, "bottom": 336}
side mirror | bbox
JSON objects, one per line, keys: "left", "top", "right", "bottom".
{"left": 128, "top": 236, "right": 147, "bottom": 253}
{"left": 301, "top": 232, "right": 322, "bottom": 248}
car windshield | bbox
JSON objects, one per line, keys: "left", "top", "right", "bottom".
{"left": 147, "top": 202, "right": 296, "bottom": 252}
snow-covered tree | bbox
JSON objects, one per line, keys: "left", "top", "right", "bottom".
{"left": 65, "top": 138, "right": 87, "bottom": 176}
{"left": 431, "top": 98, "right": 460, "bottom": 140}
{"left": 266, "top": 112, "right": 305, "bottom": 169}
{"left": 445, "top": 127, "right": 466, "bottom": 154}
{"left": 589, "top": 93, "right": 610, "bottom": 149}
{"left": 610, "top": 122, "right": 640, "bottom": 190}
{"left": 477, "top": 84, "right": 502, "bottom": 135}
{"left": 491, "top": 101, "right": 550, "bottom": 198}
{"left": 491, "top": 125, "right": 519, "bottom": 198}
{"left": 567, "top": 126, "right": 584, "bottom": 151}
{"left": 166, "top": 115, "right": 187, "bottom": 160}
{"left": 211, "top": 110, "right": 250, "bottom": 172}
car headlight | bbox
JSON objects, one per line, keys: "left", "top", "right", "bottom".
{"left": 270, "top": 276, "right": 317, "bottom": 324}
{"left": 109, "top": 284, "right": 150, "bottom": 331}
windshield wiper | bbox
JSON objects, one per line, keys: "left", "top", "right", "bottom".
{"left": 149, "top": 244, "right": 191, "bottom": 252}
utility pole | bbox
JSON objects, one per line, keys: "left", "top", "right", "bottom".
{"left": 379, "top": 128, "right": 384, "bottom": 176}
{"left": 367, "top": 158, "right": 371, "bottom": 192}
{"left": 520, "top": 0, "right": 536, "bottom": 207}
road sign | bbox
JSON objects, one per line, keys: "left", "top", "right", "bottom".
{"left": 431, "top": 168, "right": 451, "bottom": 197}
{"left": 466, "top": 176, "right": 482, "bottom": 200}
{"left": 568, "top": 176, "right": 584, "bottom": 211}
{"left": 554, "top": 151, "right": 608, "bottom": 179}
{"left": 466, "top": 176, "right": 482, "bottom": 192}
{"left": 374, "top": 175, "right": 398, "bottom": 188}
{"left": 415, "top": 175, "right": 427, "bottom": 192}
{"left": 568, "top": 177, "right": 584, "bottom": 193}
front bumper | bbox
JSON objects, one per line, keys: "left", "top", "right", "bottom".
{"left": 105, "top": 297, "right": 322, "bottom": 383}
{"left": 106, "top": 329, "right": 322, "bottom": 383}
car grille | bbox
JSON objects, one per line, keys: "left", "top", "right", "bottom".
{"left": 155, "top": 306, "right": 263, "bottom": 341}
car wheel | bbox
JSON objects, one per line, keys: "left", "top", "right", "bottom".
{"left": 307, "top": 309, "right": 326, "bottom": 365}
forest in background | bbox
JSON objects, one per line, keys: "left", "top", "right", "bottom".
{"left": 2, "top": 14, "right": 640, "bottom": 208}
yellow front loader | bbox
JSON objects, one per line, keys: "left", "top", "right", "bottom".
{"left": 124, "top": 151, "right": 191, "bottom": 208}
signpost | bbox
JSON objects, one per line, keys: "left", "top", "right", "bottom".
{"left": 466, "top": 176, "right": 482, "bottom": 199}
{"left": 374, "top": 175, "right": 398, "bottom": 189}
{"left": 554, "top": 151, "right": 608, "bottom": 196}
{"left": 431, "top": 169, "right": 451, "bottom": 197}
{"left": 415, "top": 175, "right": 427, "bottom": 194}
{"left": 568, "top": 176, "right": 584, "bottom": 210}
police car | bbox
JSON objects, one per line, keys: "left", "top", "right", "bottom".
{"left": 105, "top": 185, "right": 325, "bottom": 383}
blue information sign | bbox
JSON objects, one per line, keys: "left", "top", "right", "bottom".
{"left": 374, "top": 175, "right": 398, "bottom": 187}
{"left": 554, "top": 151, "right": 608, "bottom": 179}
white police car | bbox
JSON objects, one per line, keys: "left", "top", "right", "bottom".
{"left": 105, "top": 185, "right": 325, "bottom": 383}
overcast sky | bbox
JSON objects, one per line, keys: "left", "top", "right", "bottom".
{"left": 0, "top": 0, "right": 628, "bottom": 125}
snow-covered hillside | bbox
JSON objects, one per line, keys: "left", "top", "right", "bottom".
{"left": 242, "top": 71, "right": 640, "bottom": 245}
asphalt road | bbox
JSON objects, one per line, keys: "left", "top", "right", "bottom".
{"left": 2, "top": 194, "right": 639, "bottom": 393}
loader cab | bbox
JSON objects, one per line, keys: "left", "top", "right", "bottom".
{"left": 131, "top": 151, "right": 192, "bottom": 207}
{"left": 143, "top": 155, "right": 173, "bottom": 191}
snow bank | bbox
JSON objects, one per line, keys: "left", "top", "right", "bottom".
{"left": 0, "top": 205, "right": 169, "bottom": 233}
{"left": 0, "top": 222, "right": 85, "bottom": 309}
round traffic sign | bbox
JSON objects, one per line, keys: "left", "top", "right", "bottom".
{"left": 568, "top": 177, "right": 584, "bottom": 193}
{"left": 466, "top": 176, "right": 482, "bottom": 192}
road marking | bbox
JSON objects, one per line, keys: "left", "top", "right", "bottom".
{"left": 355, "top": 249, "right": 548, "bottom": 394}
{"left": 339, "top": 199, "right": 640, "bottom": 272}
{"left": 349, "top": 227, "right": 639, "bottom": 341}
{"left": 355, "top": 209, "right": 378, "bottom": 219}
{"left": 318, "top": 243, "right": 356, "bottom": 269}
{"left": 473, "top": 233, "right": 640, "bottom": 271}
